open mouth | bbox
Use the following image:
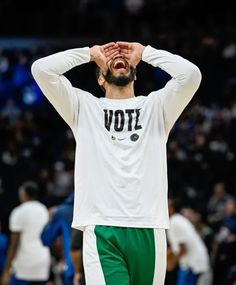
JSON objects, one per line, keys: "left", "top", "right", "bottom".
{"left": 112, "top": 58, "right": 128, "bottom": 71}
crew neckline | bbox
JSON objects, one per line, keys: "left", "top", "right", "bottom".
{"left": 101, "top": 96, "right": 138, "bottom": 102}
{"left": 100, "top": 96, "right": 140, "bottom": 105}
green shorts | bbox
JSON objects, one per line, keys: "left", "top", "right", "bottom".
{"left": 83, "top": 226, "right": 167, "bottom": 285}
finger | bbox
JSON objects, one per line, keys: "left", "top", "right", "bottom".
{"left": 104, "top": 48, "right": 120, "bottom": 57}
{"left": 102, "top": 42, "right": 117, "bottom": 50}
{"left": 119, "top": 48, "right": 129, "bottom": 54}
{"left": 104, "top": 45, "right": 120, "bottom": 54}
{"left": 117, "top": 41, "right": 129, "bottom": 46}
{"left": 106, "top": 50, "right": 121, "bottom": 61}
{"left": 104, "top": 44, "right": 119, "bottom": 53}
{"left": 120, "top": 52, "right": 131, "bottom": 59}
{"left": 117, "top": 41, "right": 131, "bottom": 48}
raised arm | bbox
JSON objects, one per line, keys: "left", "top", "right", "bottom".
{"left": 119, "top": 42, "right": 201, "bottom": 134}
{"left": 31, "top": 47, "right": 90, "bottom": 129}
{"left": 142, "top": 45, "right": 202, "bottom": 134}
{"left": 31, "top": 42, "right": 120, "bottom": 129}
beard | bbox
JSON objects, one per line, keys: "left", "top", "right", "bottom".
{"left": 103, "top": 67, "right": 136, "bottom": 87}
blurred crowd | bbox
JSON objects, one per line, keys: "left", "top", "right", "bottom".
{"left": 0, "top": 34, "right": 236, "bottom": 283}
{"left": 0, "top": 40, "right": 235, "bottom": 283}
{"left": 1, "top": 0, "right": 235, "bottom": 47}
{"left": 0, "top": 0, "right": 236, "bottom": 283}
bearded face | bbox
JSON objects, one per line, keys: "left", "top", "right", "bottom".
{"left": 103, "top": 56, "right": 136, "bottom": 87}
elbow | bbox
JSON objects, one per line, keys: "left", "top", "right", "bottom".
{"left": 177, "top": 62, "right": 202, "bottom": 92}
{"left": 31, "top": 58, "right": 47, "bottom": 80}
{"left": 189, "top": 64, "right": 202, "bottom": 90}
{"left": 41, "top": 232, "right": 52, "bottom": 246}
{"left": 31, "top": 59, "right": 41, "bottom": 79}
{"left": 179, "top": 63, "right": 202, "bottom": 93}
{"left": 31, "top": 59, "right": 41, "bottom": 77}
{"left": 41, "top": 237, "right": 50, "bottom": 246}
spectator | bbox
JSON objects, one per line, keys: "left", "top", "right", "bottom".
{"left": 181, "top": 207, "right": 214, "bottom": 257}
{"left": 207, "top": 182, "right": 232, "bottom": 230}
{"left": 213, "top": 198, "right": 236, "bottom": 285}
{"left": 1, "top": 99, "right": 21, "bottom": 125}
{"left": 1, "top": 181, "right": 51, "bottom": 285}
{"left": 49, "top": 161, "right": 74, "bottom": 202}
{"left": 41, "top": 192, "right": 74, "bottom": 285}
{"left": 167, "top": 198, "right": 211, "bottom": 285}
{"left": 124, "top": 0, "right": 144, "bottom": 15}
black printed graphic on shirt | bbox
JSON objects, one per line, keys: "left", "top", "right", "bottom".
{"left": 103, "top": 108, "right": 142, "bottom": 132}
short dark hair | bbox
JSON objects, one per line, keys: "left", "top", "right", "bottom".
{"left": 95, "top": 66, "right": 106, "bottom": 93}
{"left": 95, "top": 66, "right": 101, "bottom": 81}
{"left": 20, "top": 181, "right": 39, "bottom": 199}
{"left": 168, "top": 197, "right": 183, "bottom": 213}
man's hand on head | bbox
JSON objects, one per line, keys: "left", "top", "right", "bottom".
{"left": 117, "top": 42, "right": 145, "bottom": 68}
{"left": 90, "top": 41, "right": 145, "bottom": 72}
{"left": 90, "top": 42, "right": 120, "bottom": 74}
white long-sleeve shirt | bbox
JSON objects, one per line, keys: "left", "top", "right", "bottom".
{"left": 31, "top": 45, "right": 201, "bottom": 230}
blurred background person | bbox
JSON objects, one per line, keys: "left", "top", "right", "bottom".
{"left": 1, "top": 181, "right": 51, "bottom": 285}
{"left": 167, "top": 198, "right": 212, "bottom": 285}
{"left": 213, "top": 198, "right": 236, "bottom": 285}
{"left": 207, "top": 182, "right": 232, "bottom": 231}
{"left": 41, "top": 192, "right": 74, "bottom": 285}
{"left": 181, "top": 207, "right": 215, "bottom": 260}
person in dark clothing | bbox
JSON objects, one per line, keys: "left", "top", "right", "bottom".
{"left": 41, "top": 192, "right": 74, "bottom": 285}
{"left": 214, "top": 198, "right": 236, "bottom": 285}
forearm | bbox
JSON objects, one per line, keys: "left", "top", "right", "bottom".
{"left": 174, "top": 243, "right": 187, "bottom": 261}
{"left": 31, "top": 47, "right": 90, "bottom": 78}
{"left": 71, "top": 250, "right": 83, "bottom": 273}
{"left": 3, "top": 247, "right": 16, "bottom": 272}
{"left": 31, "top": 47, "right": 91, "bottom": 128}
{"left": 3, "top": 233, "right": 20, "bottom": 272}
{"left": 142, "top": 45, "right": 201, "bottom": 86}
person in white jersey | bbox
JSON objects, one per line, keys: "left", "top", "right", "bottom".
{"left": 1, "top": 181, "right": 51, "bottom": 285}
{"left": 167, "top": 199, "right": 211, "bottom": 285}
{"left": 31, "top": 41, "right": 201, "bottom": 285}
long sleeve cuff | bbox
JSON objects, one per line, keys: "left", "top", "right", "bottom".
{"left": 142, "top": 45, "right": 157, "bottom": 64}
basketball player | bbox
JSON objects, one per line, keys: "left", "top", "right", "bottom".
{"left": 1, "top": 181, "right": 50, "bottom": 285}
{"left": 167, "top": 199, "right": 211, "bottom": 285}
{"left": 31, "top": 41, "right": 201, "bottom": 285}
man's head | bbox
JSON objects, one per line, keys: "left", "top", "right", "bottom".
{"left": 168, "top": 197, "right": 182, "bottom": 216}
{"left": 213, "top": 182, "right": 225, "bottom": 198}
{"left": 18, "top": 180, "right": 39, "bottom": 203}
{"left": 225, "top": 199, "right": 236, "bottom": 217}
{"left": 96, "top": 55, "right": 137, "bottom": 91}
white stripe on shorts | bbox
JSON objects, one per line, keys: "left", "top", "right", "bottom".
{"left": 152, "top": 229, "right": 167, "bottom": 285}
{"left": 83, "top": 225, "right": 106, "bottom": 285}
{"left": 83, "top": 226, "right": 167, "bottom": 285}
